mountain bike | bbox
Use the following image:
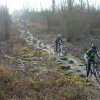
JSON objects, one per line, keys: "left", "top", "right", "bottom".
{"left": 86, "top": 61, "right": 100, "bottom": 84}
{"left": 56, "top": 44, "right": 62, "bottom": 56}
{"left": 54, "top": 44, "right": 67, "bottom": 57}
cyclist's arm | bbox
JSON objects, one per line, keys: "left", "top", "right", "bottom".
{"left": 95, "top": 51, "right": 100, "bottom": 58}
{"left": 60, "top": 38, "right": 63, "bottom": 44}
{"left": 84, "top": 53, "right": 88, "bottom": 62}
{"left": 55, "top": 38, "right": 58, "bottom": 44}
{"left": 85, "top": 49, "right": 91, "bottom": 61}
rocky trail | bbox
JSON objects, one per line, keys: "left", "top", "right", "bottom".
{"left": 20, "top": 29, "right": 100, "bottom": 99}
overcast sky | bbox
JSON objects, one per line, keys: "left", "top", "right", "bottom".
{"left": 0, "top": 0, "right": 100, "bottom": 13}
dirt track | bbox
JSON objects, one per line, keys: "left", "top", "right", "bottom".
{"left": 20, "top": 29, "right": 100, "bottom": 99}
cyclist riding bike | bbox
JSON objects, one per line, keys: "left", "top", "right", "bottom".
{"left": 55, "top": 34, "right": 63, "bottom": 55}
{"left": 84, "top": 44, "right": 100, "bottom": 82}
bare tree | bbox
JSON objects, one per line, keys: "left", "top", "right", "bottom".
{"left": 0, "top": 6, "right": 10, "bottom": 41}
{"left": 87, "top": 0, "right": 90, "bottom": 12}
{"left": 52, "top": 0, "right": 55, "bottom": 13}
{"left": 17, "top": 0, "right": 100, "bottom": 42}
{"left": 67, "top": 0, "right": 74, "bottom": 15}
{"left": 79, "top": 0, "right": 84, "bottom": 13}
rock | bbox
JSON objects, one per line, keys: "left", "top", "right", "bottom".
{"left": 38, "top": 57, "right": 43, "bottom": 61}
{"left": 60, "top": 56, "right": 68, "bottom": 60}
{"left": 18, "top": 63, "right": 25, "bottom": 68}
{"left": 60, "top": 64, "right": 71, "bottom": 70}
{"left": 79, "top": 74, "right": 86, "bottom": 78}
{"left": 29, "top": 68, "right": 38, "bottom": 72}
{"left": 57, "top": 61, "right": 62, "bottom": 65}
{"left": 53, "top": 57, "right": 56, "bottom": 60}
{"left": 68, "top": 60, "right": 74, "bottom": 64}
{"left": 79, "top": 64, "right": 84, "bottom": 66}
{"left": 43, "top": 45, "right": 47, "bottom": 49}
{"left": 86, "top": 82, "right": 92, "bottom": 85}
{"left": 51, "top": 57, "right": 56, "bottom": 61}
{"left": 32, "top": 57, "right": 38, "bottom": 61}
{"left": 65, "top": 70, "right": 74, "bottom": 76}
{"left": 43, "top": 49, "right": 46, "bottom": 51}
{"left": 32, "top": 61, "right": 37, "bottom": 65}
{"left": 76, "top": 69, "right": 81, "bottom": 72}
{"left": 21, "top": 69, "right": 26, "bottom": 72}
{"left": 27, "top": 57, "right": 34, "bottom": 61}
{"left": 43, "top": 68, "right": 48, "bottom": 74}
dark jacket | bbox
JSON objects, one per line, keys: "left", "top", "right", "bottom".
{"left": 55, "top": 37, "right": 63, "bottom": 45}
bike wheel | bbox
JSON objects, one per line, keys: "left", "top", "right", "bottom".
{"left": 94, "top": 69, "right": 100, "bottom": 84}
{"left": 57, "top": 46, "right": 61, "bottom": 55}
{"left": 54, "top": 45, "right": 56, "bottom": 53}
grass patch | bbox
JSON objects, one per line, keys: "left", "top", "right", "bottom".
{"left": 0, "top": 35, "right": 97, "bottom": 100}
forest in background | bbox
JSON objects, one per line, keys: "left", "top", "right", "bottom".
{"left": 12, "top": 0, "right": 100, "bottom": 42}
{"left": 0, "top": 0, "right": 100, "bottom": 42}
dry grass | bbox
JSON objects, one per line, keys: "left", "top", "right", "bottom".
{"left": 0, "top": 64, "right": 95, "bottom": 100}
{"left": 0, "top": 34, "right": 97, "bottom": 100}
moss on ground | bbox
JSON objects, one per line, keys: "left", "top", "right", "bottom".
{"left": 0, "top": 37, "right": 97, "bottom": 100}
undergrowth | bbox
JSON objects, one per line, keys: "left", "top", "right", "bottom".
{"left": 0, "top": 35, "right": 97, "bottom": 100}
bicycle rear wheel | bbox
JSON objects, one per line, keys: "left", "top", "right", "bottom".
{"left": 94, "top": 69, "right": 100, "bottom": 84}
{"left": 57, "top": 46, "right": 61, "bottom": 55}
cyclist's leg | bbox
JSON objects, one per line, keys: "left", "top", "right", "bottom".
{"left": 56, "top": 43, "right": 57, "bottom": 52}
{"left": 58, "top": 45, "right": 62, "bottom": 56}
{"left": 58, "top": 45, "right": 61, "bottom": 54}
{"left": 60, "top": 44, "right": 63, "bottom": 56}
{"left": 58, "top": 45, "right": 60, "bottom": 56}
{"left": 93, "top": 60, "right": 96, "bottom": 66}
{"left": 86, "top": 61, "right": 91, "bottom": 82}
{"left": 57, "top": 44, "right": 60, "bottom": 55}
{"left": 55, "top": 43, "right": 58, "bottom": 54}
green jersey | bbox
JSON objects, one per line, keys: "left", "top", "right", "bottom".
{"left": 86, "top": 49, "right": 97, "bottom": 61}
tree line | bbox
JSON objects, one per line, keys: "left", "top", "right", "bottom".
{"left": 18, "top": 0, "right": 100, "bottom": 42}
{"left": 0, "top": 6, "right": 10, "bottom": 41}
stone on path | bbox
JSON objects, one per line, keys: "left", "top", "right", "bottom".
{"left": 79, "top": 73, "right": 86, "bottom": 78}
{"left": 29, "top": 68, "right": 38, "bottom": 72}
{"left": 76, "top": 69, "right": 81, "bottom": 72}
{"left": 60, "top": 56, "right": 68, "bottom": 60}
{"left": 41, "top": 67, "right": 48, "bottom": 74}
{"left": 79, "top": 64, "right": 85, "bottom": 66}
{"left": 64, "top": 70, "right": 74, "bottom": 76}
{"left": 57, "top": 61, "right": 63, "bottom": 65}
{"left": 60, "top": 64, "right": 71, "bottom": 70}
{"left": 68, "top": 60, "right": 74, "bottom": 64}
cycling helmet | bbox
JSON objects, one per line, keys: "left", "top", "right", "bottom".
{"left": 91, "top": 44, "right": 97, "bottom": 51}
{"left": 57, "top": 34, "right": 61, "bottom": 38}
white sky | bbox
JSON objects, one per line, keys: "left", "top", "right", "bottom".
{"left": 0, "top": 0, "right": 52, "bottom": 12}
{"left": 0, "top": 0, "right": 100, "bottom": 13}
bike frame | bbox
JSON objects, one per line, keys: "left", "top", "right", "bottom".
{"left": 86, "top": 61, "right": 100, "bottom": 84}
{"left": 57, "top": 44, "right": 63, "bottom": 56}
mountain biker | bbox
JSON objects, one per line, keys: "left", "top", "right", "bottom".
{"left": 55, "top": 34, "right": 63, "bottom": 53}
{"left": 84, "top": 43, "right": 100, "bottom": 82}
